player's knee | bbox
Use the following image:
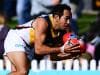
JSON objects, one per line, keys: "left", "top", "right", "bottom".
{"left": 18, "top": 69, "right": 28, "bottom": 75}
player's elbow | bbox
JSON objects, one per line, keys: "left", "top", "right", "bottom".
{"left": 35, "top": 47, "right": 44, "bottom": 55}
{"left": 35, "top": 49, "right": 41, "bottom": 55}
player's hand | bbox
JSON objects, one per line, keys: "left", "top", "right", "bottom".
{"left": 57, "top": 44, "right": 80, "bottom": 59}
{"left": 57, "top": 52, "right": 80, "bottom": 59}
{"left": 64, "top": 44, "right": 80, "bottom": 53}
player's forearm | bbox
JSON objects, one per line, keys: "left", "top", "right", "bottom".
{"left": 35, "top": 45, "right": 61, "bottom": 55}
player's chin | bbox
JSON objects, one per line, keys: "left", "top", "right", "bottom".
{"left": 62, "top": 27, "right": 70, "bottom": 30}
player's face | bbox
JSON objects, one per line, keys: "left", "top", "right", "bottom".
{"left": 59, "top": 9, "right": 71, "bottom": 30}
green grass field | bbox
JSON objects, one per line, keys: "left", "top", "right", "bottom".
{"left": 77, "top": 14, "right": 96, "bottom": 34}
{"left": 8, "top": 14, "right": 96, "bottom": 35}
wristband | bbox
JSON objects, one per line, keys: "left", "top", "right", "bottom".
{"left": 60, "top": 41, "right": 69, "bottom": 53}
{"left": 60, "top": 45, "right": 64, "bottom": 53}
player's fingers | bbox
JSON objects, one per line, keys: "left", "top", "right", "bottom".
{"left": 70, "top": 45, "right": 80, "bottom": 50}
{"left": 57, "top": 53, "right": 71, "bottom": 57}
{"left": 64, "top": 43, "right": 79, "bottom": 50}
{"left": 70, "top": 49, "right": 80, "bottom": 53}
{"left": 66, "top": 45, "right": 80, "bottom": 51}
{"left": 65, "top": 49, "right": 80, "bottom": 53}
{"left": 70, "top": 43, "right": 80, "bottom": 48}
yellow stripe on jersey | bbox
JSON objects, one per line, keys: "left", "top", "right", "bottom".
{"left": 49, "top": 15, "right": 60, "bottom": 38}
{"left": 29, "top": 28, "right": 35, "bottom": 45}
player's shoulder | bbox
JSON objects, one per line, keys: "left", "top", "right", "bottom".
{"left": 35, "top": 16, "right": 49, "bottom": 27}
{"left": 37, "top": 17, "right": 47, "bottom": 23}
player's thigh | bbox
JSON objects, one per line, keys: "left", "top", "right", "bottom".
{"left": 3, "top": 55, "right": 16, "bottom": 71}
{"left": 6, "top": 52, "right": 30, "bottom": 71}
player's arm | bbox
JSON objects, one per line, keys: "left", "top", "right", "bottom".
{"left": 33, "top": 18, "right": 80, "bottom": 55}
{"left": 33, "top": 18, "right": 61, "bottom": 55}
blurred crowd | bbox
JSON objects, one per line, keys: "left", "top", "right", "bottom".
{"left": 0, "top": 0, "right": 100, "bottom": 63}
{"left": 0, "top": 0, "right": 84, "bottom": 25}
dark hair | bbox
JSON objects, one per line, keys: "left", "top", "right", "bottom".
{"left": 51, "top": 4, "right": 71, "bottom": 17}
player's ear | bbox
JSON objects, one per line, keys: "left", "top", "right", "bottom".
{"left": 54, "top": 15, "right": 60, "bottom": 22}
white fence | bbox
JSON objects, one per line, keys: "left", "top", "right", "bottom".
{"left": 0, "top": 59, "right": 100, "bottom": 71}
